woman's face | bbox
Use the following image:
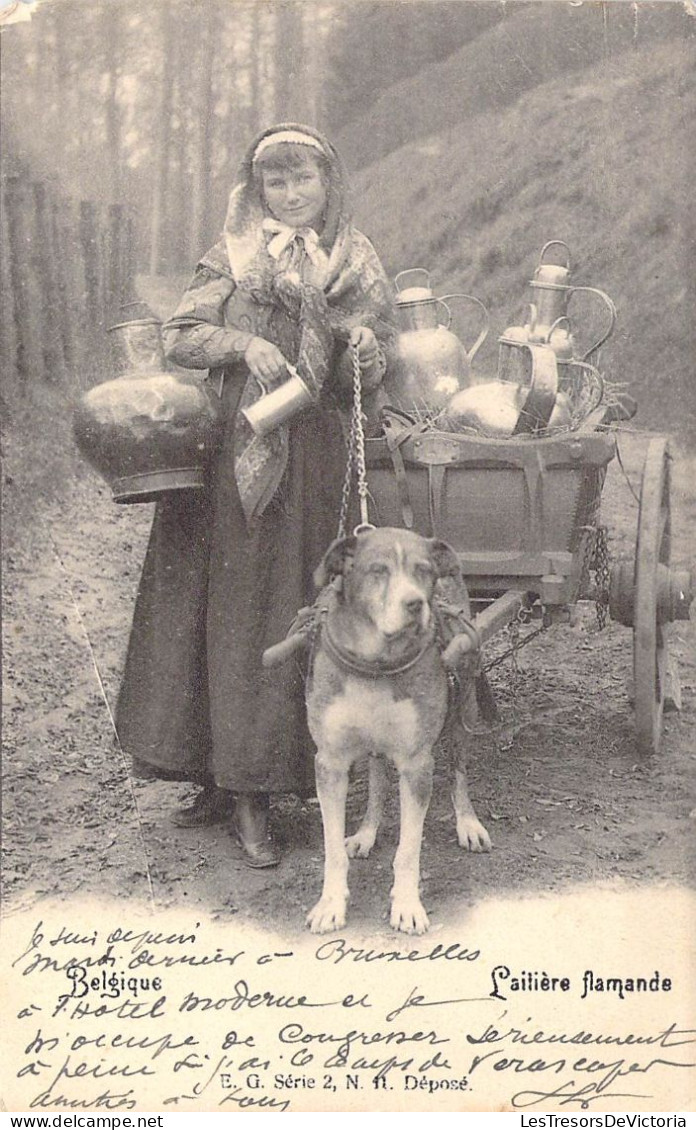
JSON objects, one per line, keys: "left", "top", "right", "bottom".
{"left": 261, "top": 158, "right": 327, "bottom": 230}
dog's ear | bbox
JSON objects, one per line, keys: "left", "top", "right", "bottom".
{"left": 313, "top": 535, "right": 357, "bottom": 590}
{"left": 428, "top": 538, "right": 462, "bottom": 580}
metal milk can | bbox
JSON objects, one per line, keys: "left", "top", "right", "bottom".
{"left": 526, "top": 240, "right": 574, "bottom": 345}
{"left": 383, "top": 268, "right": 489, "bottom": 413}
{"left": 497, "top": 242, "right": 616, "bottom": 416}
{"left": 499, "top": 241, "right": 617, "bottom": 377}
{"left": 73, "top": 303, "right": 221, "bottom": 504}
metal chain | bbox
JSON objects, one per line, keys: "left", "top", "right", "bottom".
{"left": 336, "top": 344, "right": 372, "bottom": 540}
{"left": 483, "top": 606, "right": 546, "bottom": 675}
{"left": 351, "top": 344, "right": 371, "bottom": 530}
{"left": 337, "top": 423, "right": 355, "bottom": 540}
{"left": 483, "top": 625, "right": 547, "bottom": 673}
{"left": 577, "top": 525, "right": 596, "bottom": 601}
{"left": 592, "top": 524, "right": 611, "bottom": 629}
{"left": 506, "top": 615, "right": 521, "bottom": 689}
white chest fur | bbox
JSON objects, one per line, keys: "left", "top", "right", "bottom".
{"left": 318, "top": 677, "right": 428, "bottom": 762}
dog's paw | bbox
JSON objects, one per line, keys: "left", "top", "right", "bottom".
{"left": 306, "top": 897, "right": 348, "bottom": 934}
{"left": 390, "top": 897, "right": 430, "bottom": 935}
{"left": 345, "top": 828, "right": 376, "bottom": 858}
{"left": 456, "top": 817, "right": 492, "bottom": 853}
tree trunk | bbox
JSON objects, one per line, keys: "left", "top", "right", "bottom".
{"left": 4, "top": 171, "right": 45, "bottom": 391}
{"left": 190, "top": 4, "right": 218, "bottom": 261}
{"left": 0, "top": 176, "right": 18, "bottom": 389}
{"left": 274, "top": 2, "right": 306, "bottom": 122}
{"left": 149, "top": 6, "right": 176, "bottom": 275}
{"left": 104, "top": 4, "right": 122, "bottom": 203}
{"left": 248, "top": 2, "right": 262, "bottom": 133}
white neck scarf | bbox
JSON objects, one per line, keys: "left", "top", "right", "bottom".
{"left": 261, "top": 218, "right": 330, "bottom": 277}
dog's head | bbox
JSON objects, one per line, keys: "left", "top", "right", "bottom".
{"left": 314, "top": 527, "right": 461, "bottom": 640}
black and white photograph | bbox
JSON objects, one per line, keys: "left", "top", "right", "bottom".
{"left": 1, "top": 0, "right": 695, "bottom": 1115}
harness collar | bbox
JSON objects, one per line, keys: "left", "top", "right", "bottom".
{"left": 319, "top": 620, "right": 438, "bottom": 678}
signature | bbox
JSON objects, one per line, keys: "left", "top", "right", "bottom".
{"left": 511, "top": 1080, "right": 649, "bottom": 1108}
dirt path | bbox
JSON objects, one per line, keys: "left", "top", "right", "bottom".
{"left": 2, "top": 431, "right": 694, "bottom": 933}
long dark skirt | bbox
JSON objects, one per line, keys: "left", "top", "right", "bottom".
{"left": 115, "top": 374, "right": 346, "bottom": 796}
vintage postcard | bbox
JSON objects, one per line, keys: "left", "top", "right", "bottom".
{"left": 1, "top": 0, "right": 694, "bottom": 1114}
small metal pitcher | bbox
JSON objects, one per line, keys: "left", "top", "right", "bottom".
{"left": 241, "top": 367, "right": 315, "bottom": 436}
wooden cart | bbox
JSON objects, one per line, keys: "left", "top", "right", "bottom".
{"left": 364, "top": 417, "right": 692, "bottom": 754}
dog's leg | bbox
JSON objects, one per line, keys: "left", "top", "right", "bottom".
{"left": 306, "top": 755, "right": 351, "bottom": 934}
{"left": 345, "top": 756, "right": 386, "bottom": 858}
{"left": 390, "top": 752, "right": 433, "bottom": 935}
{"left": 449, "top": 682, "right": 491, "bottom": 853}
{"left": 452, "top": 759, "right": 492, "bottom": 853}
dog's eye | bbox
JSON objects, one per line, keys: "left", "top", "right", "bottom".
{"left": 415, "top": 562, "right": 434, "bottom": 579}
{"left": 367, "top": 562, "right": 389, "bottom": 577}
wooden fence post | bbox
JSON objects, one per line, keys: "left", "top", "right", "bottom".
{"left": 107, "top": 202, "right": 123, "bottom": 321}
{"left": 55, "top": 194, "right": 89, "bottom": 387}
{"left": 122, "top": 207, "right": 138, "bottom": 303}
{"left": 3, "top": 174, "right": 138, "bottom": 397}
{"left": 79, "top": 200, "right": 101, "bottom": 332}
{"left": 50, "top": 191, "right": 76, "bottom": 379}
{"left": 0, "top": 176, "right": 18, "bottom": 396}
{"left": 4, "top": 172, "right": 45, "bottom": 391}
{"left": 32, "top": 180, "right": 66, "bottom": 384}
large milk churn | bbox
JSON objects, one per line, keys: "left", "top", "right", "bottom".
{"left": 73, "top": 302, "right": 221, "bottom": 504}
{"left": 498, "top": 241, "right": 616, "bottom": 393}
{"left": 383, "top": 269, "right": 489, "bottom": 413}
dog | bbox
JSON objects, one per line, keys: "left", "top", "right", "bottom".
{"left": 305, "top": 526, "right": 491, "bottom": 936}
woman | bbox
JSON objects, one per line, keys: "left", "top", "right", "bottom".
{"left": 116, "top": 124, "right": 394, "bottom": 866}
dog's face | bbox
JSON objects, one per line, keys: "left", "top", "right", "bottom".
{"left": 315, "top": 528, "right": 460, "bottom": 640}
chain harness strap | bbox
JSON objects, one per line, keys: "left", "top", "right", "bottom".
{"left": 337, "top": 343, "right": 373, "bottom": 540}
{"left": 577, "top": 524, "right": 597, "bottom": 601}
{"left": 507, "top": 615, "right": 522, "bottom": 692}
{"left": 336, "top": 423, "right": 355, "bottom": 541}
{"left": 351, "top": 343, "right": 372, "bottom": 532}
{"left": 592, "top": 524, "right": 611, "bottom": 629}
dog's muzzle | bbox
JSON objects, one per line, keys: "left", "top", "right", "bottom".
{"left": 379, "top": 581, "right": 431, "bottom": 638}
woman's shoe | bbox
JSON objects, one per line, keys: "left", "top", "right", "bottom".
{"left": 131, "top": 757, "right": 160, "bottom": 780}
{"left": 233, "top": 794, "right": 280, "bottom": 868}
{"left": 171, "top": 785, "right": 235, "bottom": 827}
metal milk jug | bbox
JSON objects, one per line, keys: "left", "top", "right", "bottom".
{"left": 383, "top": 268, "right": 489, "bottom": 413}
{"left": 498, "top": 241, "right": 617, "bottom": 383}
{"left": 527, "top": 240, "right": 574, "bottom": 343}
{"left": 73, "top": 303, "right": 221, "bottom": 504}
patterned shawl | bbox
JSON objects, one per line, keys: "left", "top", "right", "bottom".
{"left": 200, "top": 123, "right": 394, "bottom": 524}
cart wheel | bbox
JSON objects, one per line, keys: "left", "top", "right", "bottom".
{"left": 633, "top": 437, "right": 671, "bottom": 755}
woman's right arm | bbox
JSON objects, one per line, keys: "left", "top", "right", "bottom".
{"left": 162, "top": 266, "right": 254, "bottom": 370}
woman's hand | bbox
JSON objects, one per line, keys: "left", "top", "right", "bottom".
{"left": 349, "top": 326, "right": 379, "bottom": 371}
{"left": 244, "top": 336, "right": 288, "bottom": 390}
{"left": 346, "top": 326, "right": 385, "bottom": 391}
